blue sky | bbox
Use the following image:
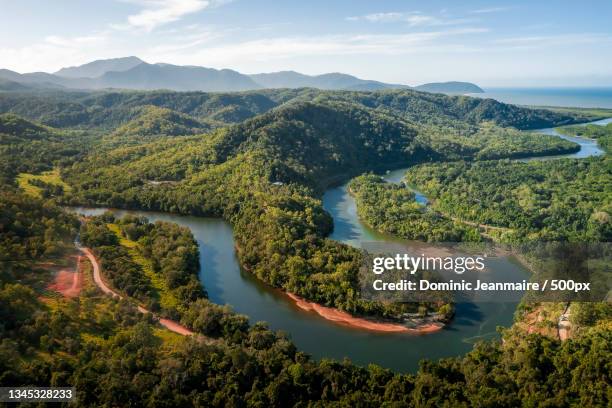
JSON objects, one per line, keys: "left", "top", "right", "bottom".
{"left": 1, "top": 0, "right": 611, "bottom": 86}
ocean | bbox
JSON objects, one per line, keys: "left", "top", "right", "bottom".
{"left": 469, "top": 87, "right": 612, "bottom": 109}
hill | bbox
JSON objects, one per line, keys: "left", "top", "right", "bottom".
{"left": 0, "top": 112, "right": 52, "bottom": 139}
{"left": 0, "top": 113, "right": 94, "bottom": 181}
{"left": 0, "top": 88, "right": 587, "bottom": 131}
{"left": 414, "top": 81, "right": 484, "bottom": 94}
{"left": 0, "top": 90, "right": 281, "bottom": 128}
{"left": 110, "top": 106, "right": 210, "bottom": 139}
{"left": 250, "top": 70, "right": 408, "bottom": 90}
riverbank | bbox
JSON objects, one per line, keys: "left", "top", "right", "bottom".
{"left": 286, "top": 293, "right": 444, "bottom": 334}
{"left": 234, "top": 242, "right": 444, "bottom": 334}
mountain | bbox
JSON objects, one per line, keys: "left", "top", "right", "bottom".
{"left": 250, "top": 71, "right": 409, "bottom": 91}
{"left": 95, "top": 62, "right": 262, "bottom": 92}
{"left": 0, "top": 78, "right": 31, "bottom": 91}
{"left": 0, "top": 69, "right": 73, "bottom": 88}
{"left": 414, "top": 81, "right": 484, "bottom": 94}
{"left": 0, "top": 62, "right": 262, "bottom": 92}
{"left": 55, "top": 56, "right": 144, "bottom": 78}
{"left": 0, "top": 57, "right": 483, "bottom": 94}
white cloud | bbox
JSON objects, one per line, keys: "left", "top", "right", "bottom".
{"left": 148, "top": 28, "right": 488, "bottom": 67}
{"left": 493, "top": 33, "right": 612, "bottom": 49}
{"left": 469, "top": 7, "right": 511, "bottom": 14}
{"left": 346, "top": 11, "right": 474, "bottom": 27}
{"left": 44, "top": 34, "right": 107, "bottom": 48}
{"left": 0, "top": 33, "right": 113, "bottom": 72}
{"left": 114, "top": 0, "right": 227, "bottom": 31}
{"left": 148, "top": 28, "right": 222, "bottom": 54}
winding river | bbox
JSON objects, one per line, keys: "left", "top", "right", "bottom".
{"left": 74, "top": 118, "right": 608, "bottom": 373}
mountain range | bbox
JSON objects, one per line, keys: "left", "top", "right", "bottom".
{"left": 0, "top": 56, "right": 484, "bottom": 94}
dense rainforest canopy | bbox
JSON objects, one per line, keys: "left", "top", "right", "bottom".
{"left": 0, "top": 87, "right": 610, "bottom": 406}
{"left": 403, "top": 157, "right": 611, "bottom": 242}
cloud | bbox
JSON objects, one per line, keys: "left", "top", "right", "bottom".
{"left": 44, "top": 34, "right": 107, "bottom": 48}
{"left": 114, "top": 0, "right": 227, "bottom": 31}
{"left": 148, "top": 27, "right": 222, "bottom": 53}
{"left": 346, "top": 11, "right": 474, "bottom": 27}
{"left": 0, "top": 42, "right": 101, "bottom": 73}
{"left": 493, "top": 33, "right": 612, "bottom": 49}
{"left": 0, "top": 33, "right": 112, "bottom": 72}
{"left": 469, "top": 6, "right": 511, "bottom": 14}
{"left": 148, "top": 28, "right": 488, "bottom": 67}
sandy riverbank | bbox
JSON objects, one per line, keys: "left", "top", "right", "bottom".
{"left": 286, "top": 293, "right": 444, "bottom": 334}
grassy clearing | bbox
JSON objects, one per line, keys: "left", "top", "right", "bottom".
{"left": 153, "top": 328, "right": 184, "bottom": 348}
{"left": 16, "top": 168, "right": 72, "bottom": 198}
{"left": 79, "top": 256, "right": 95, "bottom": 291}
{"left": 80, "top": 332, "right": 108, "bottom": 347}
{"left": 107, "top": 223, "right": 180, "bottom": 312}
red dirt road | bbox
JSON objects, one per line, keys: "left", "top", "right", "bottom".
{"left": 79, "top": 247, "right": 195, "bottom": 336}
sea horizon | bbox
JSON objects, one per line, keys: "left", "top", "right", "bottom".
{"left": 472, "top": 86, "right": 612, "bottom": 109}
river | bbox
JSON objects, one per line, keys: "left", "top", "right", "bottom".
{"left": 521, "top": 118, "right": 608, "bottom": 161}
{"left": 73, "top": 118, "right": 608, "bottom": 373}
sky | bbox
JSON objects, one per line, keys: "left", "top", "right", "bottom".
{"left": 1, "top": 0, "right": 611, "bottom": 87}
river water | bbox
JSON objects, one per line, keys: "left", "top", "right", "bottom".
{"left": 73, "top": 118, "right": 608, "bottom": 372}
{"left": 522, "top": 119, "right": 607, "bottom": 161}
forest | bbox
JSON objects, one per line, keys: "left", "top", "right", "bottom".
{"left": 403, "top": 157, "right": 611, "bottom": 242}
{"left": 37, "top": 94, "right": 594, "bottom": 318}
{"left": 348, "top": 174, "right": 481, "bottom": 242}
{"left": 45, "top": 94, "right": 574, "bottom": 317}
{"left": 0, "top": 87, "right": 610, "bottom": 406}
{"left": 80, "top": 213, "right": 203, "bottom": 318}
{"left": 0, "top": 89, "right": 606, "bottom": 317}
{"left": 0, "top": 87, "right": 597, "bottom": 130}
{"left": 1, "top": 193, "right": 609, "bottom": 406}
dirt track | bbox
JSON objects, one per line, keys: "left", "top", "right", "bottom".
{"left": 79, "top": 247, "right": 195, "bottom": 336}
{"left": 558, "top": 304, "right": 571, "bottom": 341}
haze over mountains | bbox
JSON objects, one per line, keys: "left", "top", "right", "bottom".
{"left": 0, "top": 57, "right": 483, "bottom": 94}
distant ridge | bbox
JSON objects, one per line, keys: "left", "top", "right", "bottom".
{"left": 0, "top": 57, "right": 482, "bottom": 94}
{"left": 0, "top": 78, "right": 31, "bottom": 91}
{"left": 250, "top": 70, "right": 410, "bottom": 91}
{"left": 55, "top": 56, "right": 144, "bottom": 78}
{"left": 415, "top": 81, "right": 484, "bottom": 94}
{"left": 96, "top": 62, "right": 262, "bottom": 92}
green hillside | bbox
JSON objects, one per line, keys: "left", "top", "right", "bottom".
{"left": 109, "top": 105, "right": 210, "bottom": 140}
{"left": 0, "top": 87, "right": 596, "bottom": 131}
